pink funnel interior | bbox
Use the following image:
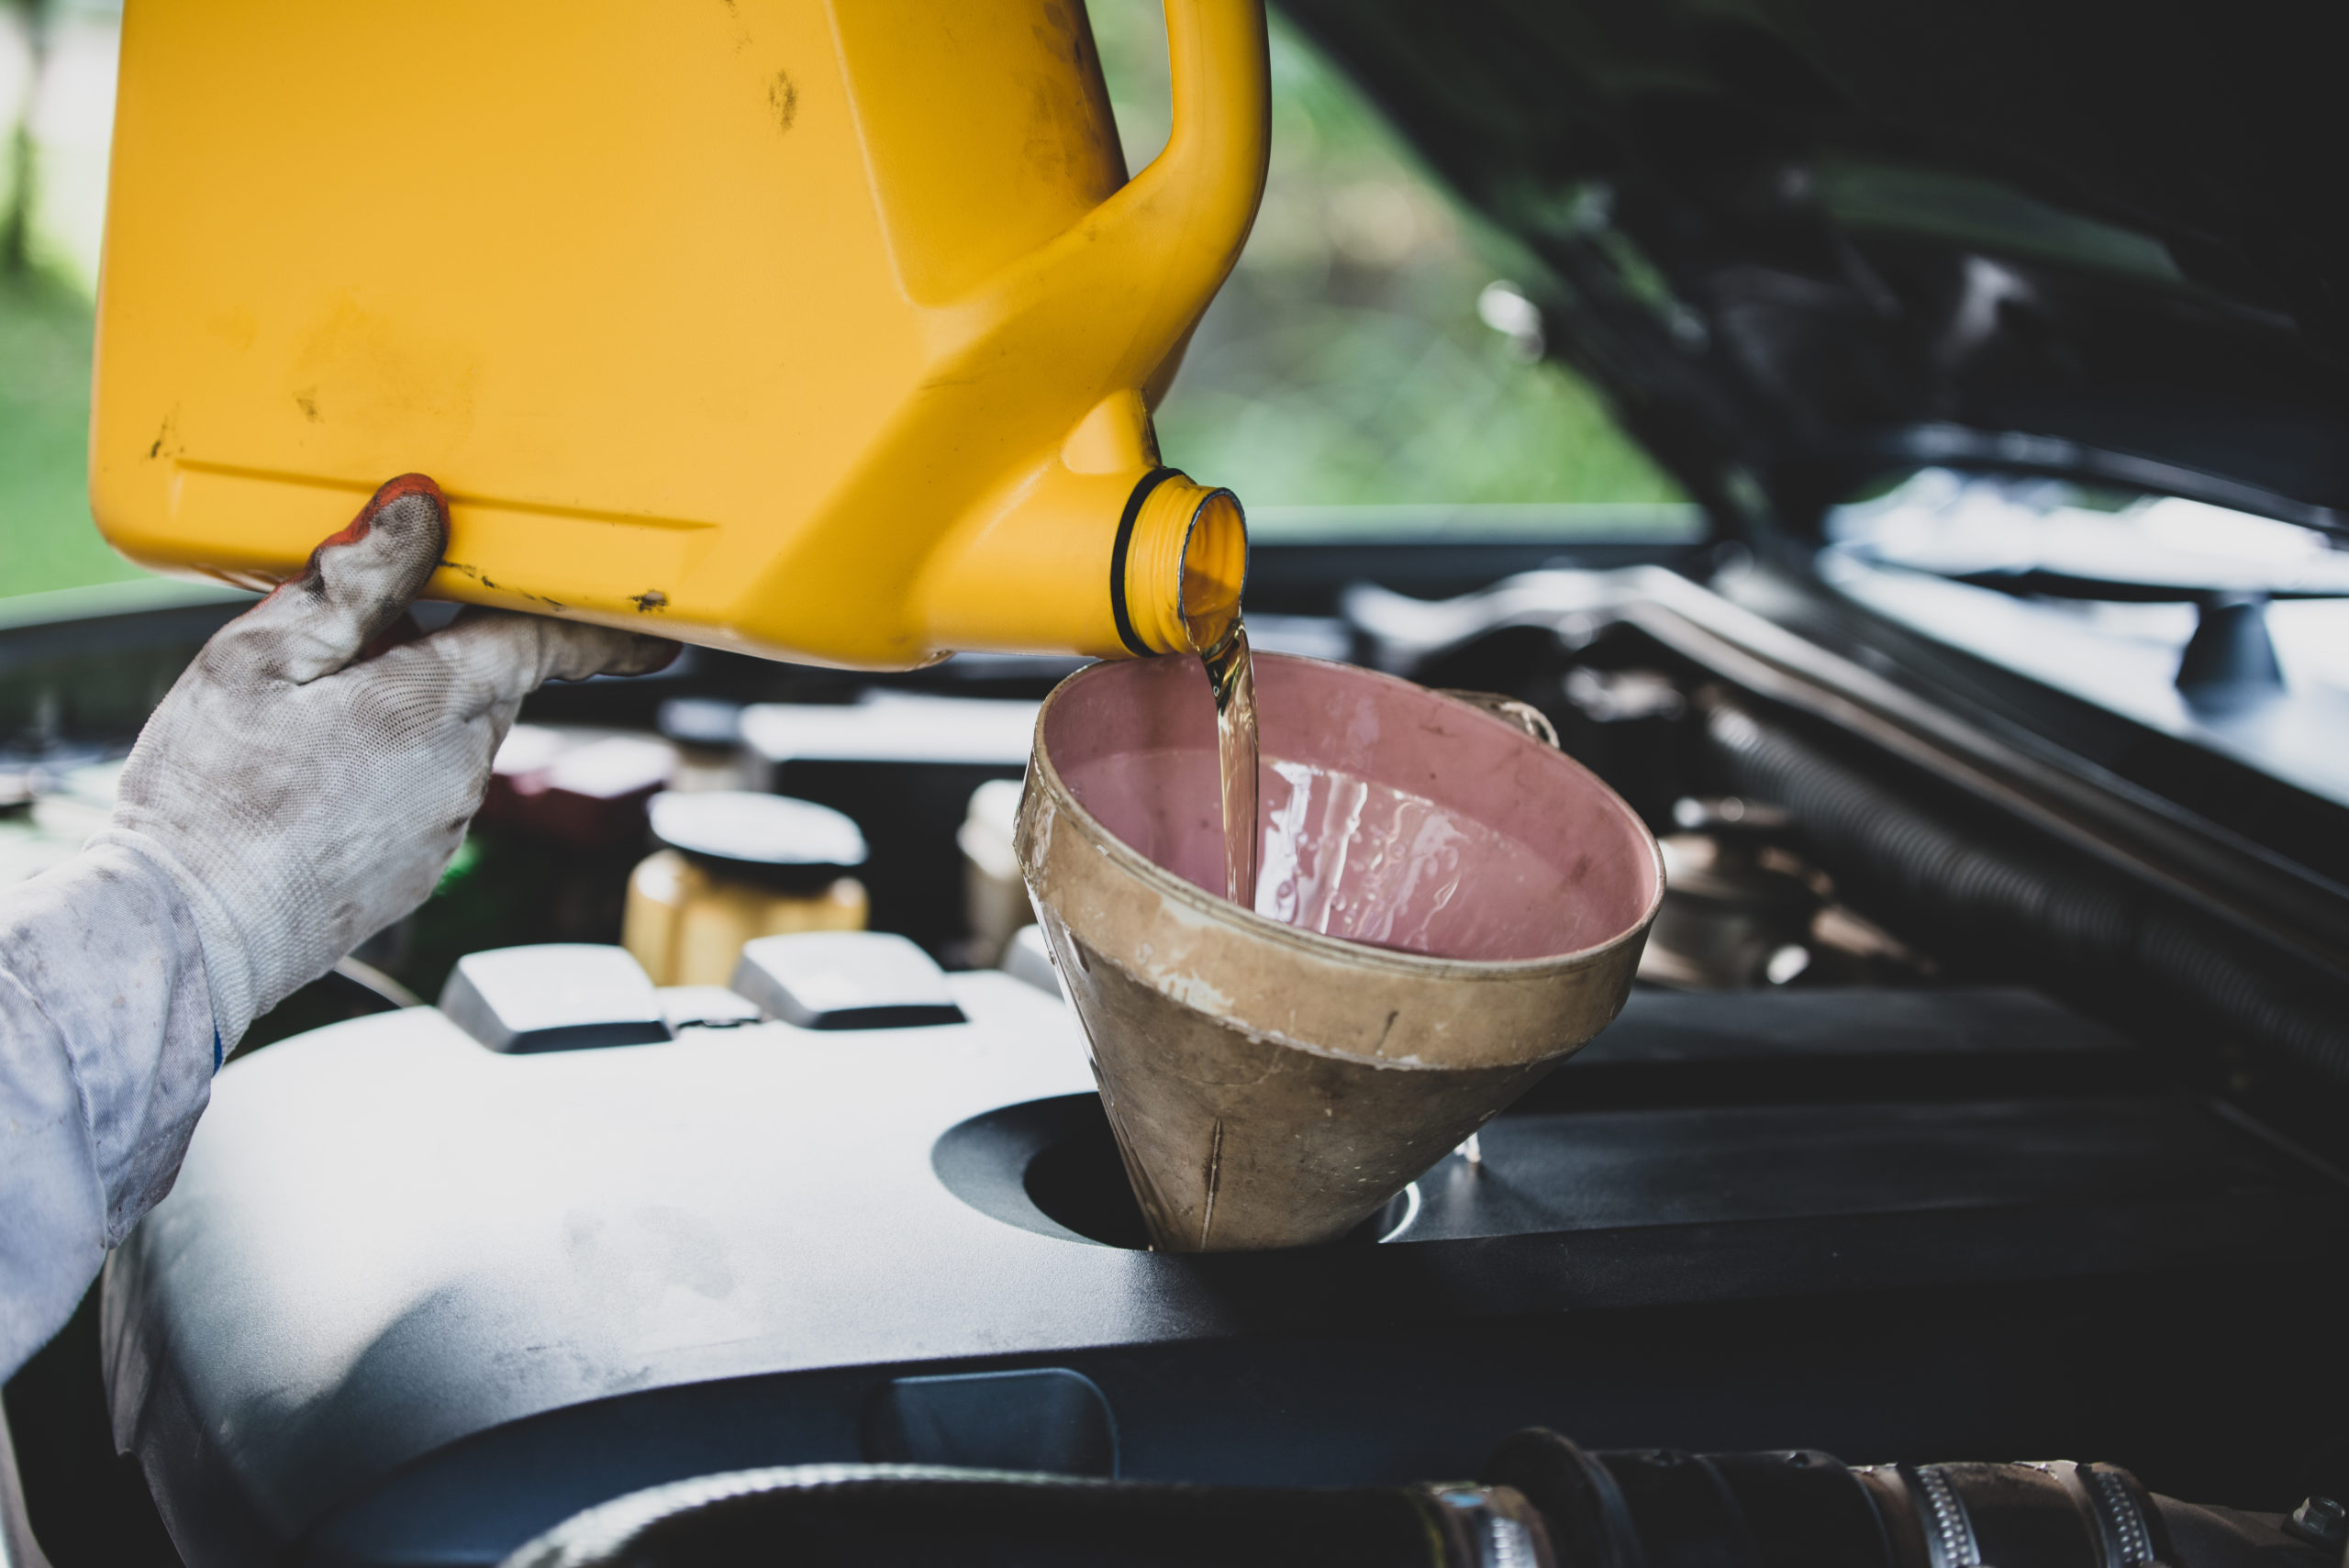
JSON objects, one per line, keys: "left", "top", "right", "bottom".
{"left": 1043, "top": 653, "right": 1660, "bottom": 962}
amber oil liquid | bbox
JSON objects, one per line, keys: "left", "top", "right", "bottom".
{"left": 1175, "top": 487, "right": 1257, "bottom": 911}
{"left": 1193, "top": 615, "right": 1259, "bottom": 910}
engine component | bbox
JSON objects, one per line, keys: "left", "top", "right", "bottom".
{"left": 101, "top": 978, "right": 2345, "bottom": 1567}
{"left": 623, "top": 791, "right": 869, "bottom": 986}
{"left": 478, "top": 729, "right": 679, "bottom": 851}
{"left": 1640, "top": 797, "right": 1936, "bottom": 990}
{"left": 438, "top": 944, "right": 672, "bottom": 1055}
{"left": 730, "top": 930, "right": 967, "bottom": 1031}
{"left": 1482, "top": 1432, "right": 2327, "bottom": 1568}
{"left": 959, "top": 779, "right": 1030, "bottom": 970}
{"left": 739, "top": 694, "right": 1035, "bottom": 954}
{"left": 1641, "top": 827, "right": 1821, "bottom": 989}
{"left": 1707, "top": 700, "right": 2349, "bottom": 1086}
{"left": 502, "top": 1464, "right": 1535, "bottom": 1568}
{"left": 500, "top": 1433, "right": 2334, "bottom": 1568}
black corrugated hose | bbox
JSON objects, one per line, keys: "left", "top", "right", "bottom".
{"left": 500, "top": 1436, "right": 2332, "bottom": 1568}
{"left": 1705, "top": 702, "right": 2349, "bottom": 1086}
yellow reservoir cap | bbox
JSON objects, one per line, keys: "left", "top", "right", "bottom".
{"left": 89, "top": 0, "right": 1269, "bottom": 669}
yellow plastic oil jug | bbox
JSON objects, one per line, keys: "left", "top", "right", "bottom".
{"left": 90, "top": 0, "right": 1265, "bottom": 668}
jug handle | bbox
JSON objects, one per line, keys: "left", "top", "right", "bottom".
{"left": 1121, "top": 0, "right": 1272, "bottom": 275}
{"left": 962, "top": 0, "right": 1269, "bottom": 376}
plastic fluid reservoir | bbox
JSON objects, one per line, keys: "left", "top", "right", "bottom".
{"left": 89, "top": 0, "right": 1264, "bottom": 670}
{"left": 960, "top": 778, "right": 1030, "bottom": 968}
{"left": 624, "top": 792, "right": 869, "bottom": 987}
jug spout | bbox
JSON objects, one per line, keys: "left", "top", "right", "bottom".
{"left": 921, "top": 452, "right": 1246, "bottom": 660}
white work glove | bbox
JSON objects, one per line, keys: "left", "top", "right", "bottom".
{"left": 95, "top": 474, "right": 676, "bottom": 1046}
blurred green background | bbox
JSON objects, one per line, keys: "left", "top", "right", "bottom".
{"left": 3, "top": 0, "right": 139, "bottom": 599}
{"left": 0, "top": 0, "right": 1678, "bottom": 604}
{"left": 1085, "top": 0, "right": 1679, "bottom": 513}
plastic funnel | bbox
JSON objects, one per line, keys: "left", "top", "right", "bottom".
{"left": 1018, "top": 652, "right": 1663, "bottom": 1251}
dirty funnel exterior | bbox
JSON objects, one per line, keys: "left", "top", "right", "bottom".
{"left": 91, "top": 0, "right": 1264, "bottom": 669}
{"left": 1018, "top": 654, "right": 1664, "bottom": 1251}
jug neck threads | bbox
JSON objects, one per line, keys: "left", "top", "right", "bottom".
{"left": 1116, "top": 469, "right": 1246, "bottom": 656}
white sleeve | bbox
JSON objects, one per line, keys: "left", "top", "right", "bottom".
{"left": 0, "top": 840, "right": 217, "bottom": 1382}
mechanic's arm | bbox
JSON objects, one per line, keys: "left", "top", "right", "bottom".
{"left": 0, "top": 476, "right": 674, "bottom": 1378}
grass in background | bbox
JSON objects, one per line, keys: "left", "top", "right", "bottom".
{"left": 1090, "top": 2, "right": 1683, "bottom": 509}
{"left": 4, "top": 0, "right": 140, "bottom": 599}
{"left": 0, "top": 263, "right": 140, "bottom": 595}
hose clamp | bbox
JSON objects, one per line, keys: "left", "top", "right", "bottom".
{"left": 1424, "top": 1484, "right": 1552, "bottom": 1568}
{"left": 1902, "top": 1463, "right": 1986, "bottom": 1568}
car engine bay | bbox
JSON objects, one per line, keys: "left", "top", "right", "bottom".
{"left": 6, "top": 539, "right": 2345, "bottom": 1567}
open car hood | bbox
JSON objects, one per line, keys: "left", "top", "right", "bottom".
{"left": 1281, "top": 0, "right": 2349, "bottom": 539}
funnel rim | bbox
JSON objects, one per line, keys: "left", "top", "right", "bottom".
{"left": 1030, "top": 651, "right": 1665, "bottom": 980}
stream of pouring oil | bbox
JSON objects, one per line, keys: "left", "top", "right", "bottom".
{"left": 1193, "top": 617, "right": 1259, "bottom": 910}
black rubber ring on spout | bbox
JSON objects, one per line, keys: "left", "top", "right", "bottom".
{"left": 1110, "top": 465, "right": 1179, "bottom": 658}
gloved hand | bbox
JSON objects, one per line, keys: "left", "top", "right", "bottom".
{"left": 96, "top": 475, "right": 676, "bottom": 1045}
